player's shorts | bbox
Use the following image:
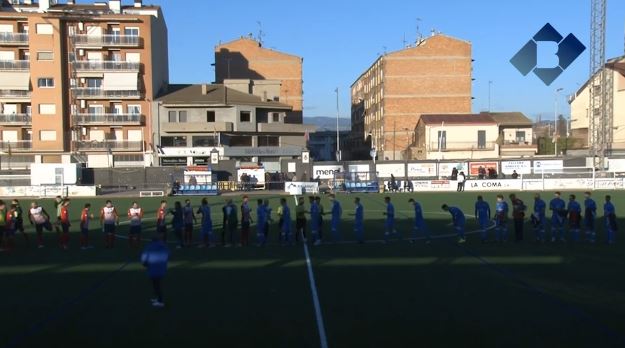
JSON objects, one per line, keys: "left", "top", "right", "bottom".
{"left": 551, "top": 216, "right": 564, "bottom": 227}
{"left": 200, "top": 224, "right": 212, "bottom": 236}
{"left": 15, "top": 220, "right": 24, "bottom": 232}
{"left": 103, "top": 223, "right": 116, "bottom": 234}
{"left": 61, "top": 223, "right": 70, "bottom": 234}
{"left": 184, "top": 223, "right": 193, "bottom": 233}
{"left": 495, "top": 217, "right": 507, "bottom": 227}
{"left": 129, "top": 225, "right": 142, "bottom": 235}
{"left": 157, "top": 224, "right": 167, "bottom": 234}
{"left": 584, "top": 216, "right": 595, "bottom": 229}
{"left": 81, "top": 227, "right": 89, "bottom": 235}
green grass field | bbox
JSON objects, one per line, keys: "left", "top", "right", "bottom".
{"left": 1, "top": 191, "right": 625, "bottom": 348}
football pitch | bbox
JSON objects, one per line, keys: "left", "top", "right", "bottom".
{"left": 1, "top": 191, "right": 625, "bottom": 348}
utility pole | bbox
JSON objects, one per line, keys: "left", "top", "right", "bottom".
{"left": 554, "top": 87, "right": 563, "bottom": 156}
{"left": 335, "top": 88, "right": 341, "bottom": 161}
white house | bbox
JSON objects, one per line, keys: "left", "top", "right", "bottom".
{"left": 411, "top": 114, "right": 499, "bottom": 160}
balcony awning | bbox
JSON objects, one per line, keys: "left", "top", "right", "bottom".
{"left": 102, "top": 72, "right": 138, "bottom": 91}
{"left": 0, "top": 72, "right": 30, "bottom": 90}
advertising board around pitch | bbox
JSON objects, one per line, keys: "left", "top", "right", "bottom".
{"left": 501, "top": 160, "right": 532, "bottom": 175}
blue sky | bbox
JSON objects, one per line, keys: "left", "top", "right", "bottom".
{"left": 85, "top": 0, "right": 624, "bottom": 120}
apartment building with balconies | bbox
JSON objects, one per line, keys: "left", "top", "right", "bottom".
{"left": 0, "top": 0, "right": 168, "bottom": 168}
{"left": 155, "top": 83, "right": 316, "bottom": 171}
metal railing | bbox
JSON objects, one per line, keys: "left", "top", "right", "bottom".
{"left": 0, "top": 32, "right": 29, "bottom": 45}
{"left": 71, "top": 88, "right": 140, "bottom": 99}
{"left": 0, "top": 60, "right": 29, "bottom": 70}
{"left": 72, "top": 113, "right": 144, "bottom": 125}
{"left": 71, "top": 60, "right": 140, "bottom": 72}
{"left": 0, "top": 90, "right": 31, "bottom": 98}
{"left": 428, "top": 141, "right": 496, "bottom": 151}
{"left": 0, "top": 113, "right": 31, "bottom": 125}
{"left": 0, "top": 141, "right": 32, "bottom": 150}
{"left": 73, "top": 140, "right": 143, "bottom": 151}
{"left": 70, "top": 34, "right": 142, "bottom": 47}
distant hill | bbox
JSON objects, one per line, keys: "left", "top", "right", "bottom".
{"left": 304, "top": 116, "right": 351, "bottom": 131}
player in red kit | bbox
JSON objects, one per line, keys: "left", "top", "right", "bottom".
{"left": 80, "top": 203, "right": 94, "bottom": 250}
{"left": 156, "top": 200, "right": 168, "bottom": 242}
{"left": 59, "top": 199, "right": 71, "bottom": 250}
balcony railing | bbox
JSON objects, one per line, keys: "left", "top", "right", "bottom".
{"left": 71, "top": 60, "right": 140, "bottom": 72}
{"left": 428, "top": 141, "right": 496, "bottom": 152}
{"left": 0, "top": 141, "right": 32, "bottom": 151}
{"left": 0, "top": 32, "right": 29, "bottom": 45}
{"left": 73, "top": 140, "right": 143, "bottom": 151}
{"left": 0, "top": 113, "right": 31, "bottom": 125}
{"left": 71, "top": 88, "right": 140, "bottom": 99}
{"left": 0, "top": 60, "right": 29, "bottom": 71}
{"left": 70, "top": 34, "right": 142, "bottom": 47}
{"left": 72, "top": 113, "right": 144, "bottom": 125}
{"left": 0, "top": 90, "right": 31, "bottom": 99}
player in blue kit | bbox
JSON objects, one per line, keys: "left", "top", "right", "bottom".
{"left": 256, "top": 199, "right": 266, "bottom": 246}
{"left": 567, "top": 194, "right": 582, "bottom": 242}
{"left": 583, "top": 192, "right": 597, "bottom": 243}
{"left": 494, "top": 194, "right": 509, "bottom": 243}
{"left": 309, "top": 196, "right": 322, "bottom": 246}
{"left": 409, "top": 198, "right": 429, "bottom": 244}
{"left": 383, "top": 196, "right": 398, "bottom": 243}
{"left": 549, "top": 192, "right": 567, "bottom": 242}
{"left": 280, "top": 198, "right": 292, "bottom": 245}
{"left": 329, "top": 194, "right": 342, "bottom": 242}
{"left": 353, "top": 197, "right": 364, "bottom": 244}
{"left": 442, "top": 204, "right": 466, "bottom": 243}
{"left": 474, "top": 196, "right": 491, "bottom": 243}
{"left": 532, "top": 193, "right": 547, "bottom": 242}
{"left": 604, "top": 195, "right": 617, "bottom": 244}
{"left": 197, "top": 198, "right": 213, "bottom": 248}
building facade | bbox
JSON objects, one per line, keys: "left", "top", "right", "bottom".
{"left": 214, "top": 37, "right": 303, "bottom": 124}
{"left": 154, "top": 83, "right": 315, "bottom": 171}
{"left": 411, "top": 114, "right": 499, "bottom": 160}
{"left": 569, "top": 56, "right": 625, "bottom": 152}
{"left": 307, "top": 130, "right": 349, "bottom": 161}
{"left": 349, "top": 34, "right": 472, "bottom": 161}
{"left": 488, "top": 112, "right": 537, "bottom": 157}
{"left": 0, "top": 0, "right": 168, "bottom": 168}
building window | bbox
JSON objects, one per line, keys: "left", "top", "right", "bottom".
{"left": 258, "top": 136, "right": 279, "bottom": 146}
{"left": 38, "top": 104, "right": 56, "bottom": 115}
{"left": 168, "top": 111, "right": 177, "bottom": 123}
{"left": 192, "top": 135, "right": 217, "bottom": 147}
{"left": 178, "top": 111, "right": 187, "bottom": 123}
{"left": 86, "top": 78, "right": 102, "bottom": 88}
{"left": 35, "top": 23, "right": 53, "bottom": 35}
{"left": 37, "top": 51, "right": 53, "bottom": 60}
{"left": 515, "top": 131, "right": 526, "bottom": 143}
{"left": 272, "top": 113, "right": 280, "bottom": 122}
{"left": 113, "top": 154, "right": 144, "bottom": 162}
{"left": 477, "top": 130, "right": 486, "bottom": 149}
{"left": 240, "top": 111, "right": 251, "bottom": 123}
{"left": 127, "top": 105, "right": 141, "bottom": 114}
{"left": 161, "top": 136, "right": 187, "bottom": 147}
{"left": 39, "top": 130, "right": 56, "bottom": 141}
{"left": 437, "top": 130, "right": 447, "bottom": 150}
{"left": 206, "top": 111, "right": 216, "bottom": 122}
{"left": 230, "top": 136, "right": 252, "bottom": 147}
{"left": 124, "top": 27, "right": 139, "bottom": 36}
{"left": 37, "top": 78, "right": 54, "bottom": 88}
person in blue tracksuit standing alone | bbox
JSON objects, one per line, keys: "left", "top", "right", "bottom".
{"left": 141, "top": 236, "right": 170, "bottom": 308}
{"left": 604, "top": 195, "right": 617, "bottom": 244}
{"left": 442, "top": 204, "right": 466, "bottom": 243}
{"left": 329, "top": 194, "right": 342, "bottom": 242}
{"left": 532, "top": 193, "right": 547, "bottom": 242}
{"left": 583, "top": 192, "right": 597, "bottom": 243}
{"left": 353, "top": 197, "right": 364, "bottom": 244}
{"left": 409, "top": 198, "right": 430, "bottom": 244}
{"left": 549, "top": 192, "right": 567, "bottom": 242}
{"left": 474, "top": 196, "right": 491, "bottom": 243}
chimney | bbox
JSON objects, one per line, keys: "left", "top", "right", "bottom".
{"left": 134, "top": 0, "right": 142, "bottom": 8}
{"left": 108, "top": 0, "right": 121, "bottom": 13}
{"left": 201, "top": 84, "right": 208, "bottom": 95}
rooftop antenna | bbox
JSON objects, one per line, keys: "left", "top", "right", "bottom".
{"left": 416, "top": 18, "right": 423, "bottom": 43}
{"left": 402, "top": 33, "right": 407, "bottom": 48}
{"left": 256, "top": 21, "right": 265, "bottom": 46}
